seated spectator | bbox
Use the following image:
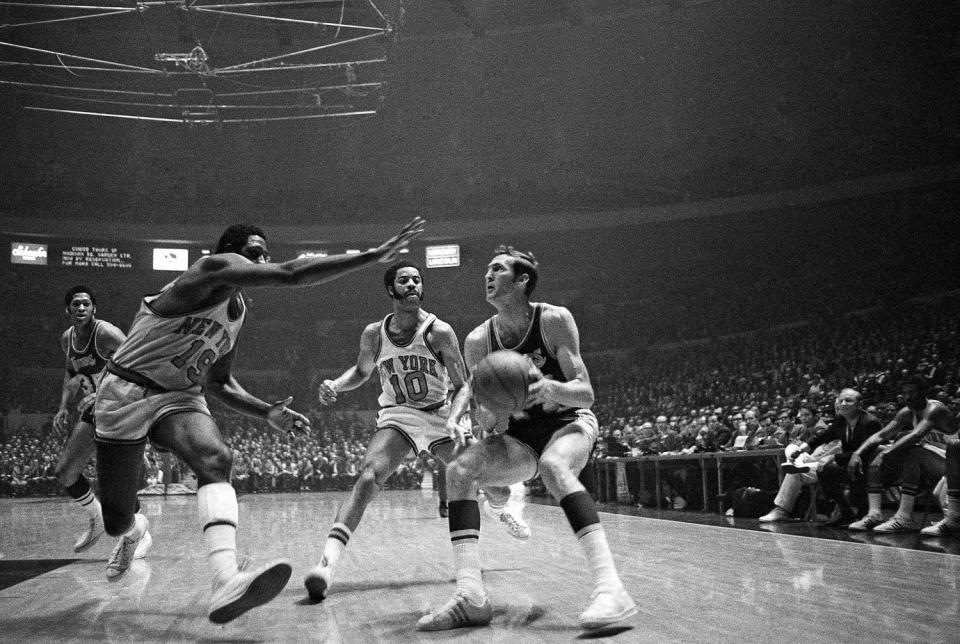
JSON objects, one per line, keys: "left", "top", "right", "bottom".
{"left": 602, "top": 429, "right": 630, "bottom": 457}
{"left": 278, "top": 458, "right": 299, "bottom": 492}
{"left": 771, "top": 410, "right": 799, "bottom": 446}
{"left": 759, "top": 389, "right": 880, "bottom": 525}
{"left": 792, "top": 404, "right": 829, "bottom": 445}
{"left": 231, "top": 450, "right": 250, "bottom": 493}
{"left": 299, "top": 457, "right": 315, "bottom": 491}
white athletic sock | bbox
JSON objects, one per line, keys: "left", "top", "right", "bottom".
{"left": 322, "top": 522, "right": 352, "bottom": 569}
{"left": 198, "top": 482, "right": 239, "bottom": 590}
{"left": 453, "top": 540, "right": 484, "bottom": 602}
{"left": 75, "top": 489, "right": 101, "bottom": 520}
{"left": 867, "top": 493, "right": 883, "bottom": 516}
{"left": 895, "top": 494, "right": 915, "bottom": 520}
{"left": 579, "top": 526, "right": 620, "bottom": 593}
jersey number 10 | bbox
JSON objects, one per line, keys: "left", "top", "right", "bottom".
{"left": 388, "top": 371, "right": 429, "bottom": 404}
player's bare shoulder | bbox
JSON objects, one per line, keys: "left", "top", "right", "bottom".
{"left": 538, "top": 302, "right": 580, "bottom": 350}
{"left": 926, "top": 399, "right": 958, "bottom": 431}
{"left": 893, "top": 405, "right": 913, "bottom": 424}
{"left": 462, "top": 324, "right": 491, "bottom": 368}
{"left": 463, "top": 323, "right": 489, "bottom": 351}
{"left": 59, "top": 327, "right": 72, "bottom": 354}
{"left": 157, "top": 254, "right": 245, "bottom": 312}
{"left": 359, "top": 320, "right": 383, "bottom": 345}
{"left": 538, "top": 302, "right": 575, "bottom": 325}
{"left": 425, "top": 317, "right": 458, "bottom": 345}
{"left": 95, "top": 320, "right": 127, "bottom": 352}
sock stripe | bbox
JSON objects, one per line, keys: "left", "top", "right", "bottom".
{"left": 65, "top": 475, "right": 92, "bottom": 500}
{"left": 451, "top": 530, "right": 480, "bottom": 542}
{"left": 574, "top": 523, "right": 603, "bottom": 540}
{"left": 329, "top": 526, "right": 351, "bottom": 545}
{"left": 204, "top": 519, "right": 237, "bottom": 531}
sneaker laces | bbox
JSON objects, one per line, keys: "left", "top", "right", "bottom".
{"left": 498, "top": 511, "right": 528, "bottom": 536}
{"left": 108, "top": 535, "right": 136, "bottom": 571}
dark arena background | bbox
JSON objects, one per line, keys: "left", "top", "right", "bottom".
{"left": 1, "top": 1, "right": 959, "bottom": 641}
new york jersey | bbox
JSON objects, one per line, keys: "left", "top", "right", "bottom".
{"left": 374, "top": 313, "right": 449, "bottom": 410}
{"left": 110, "top": 278, "right": 246, "bottom": 392}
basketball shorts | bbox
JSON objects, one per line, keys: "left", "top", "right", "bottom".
{"left": 94, "top": 372, "right": 210, "bottom": 445}
{"left": 376, "top": 404, "right": 467, "bottom": 456}
{"left": 505, "top": 408, "right": 599, "bottom": 457}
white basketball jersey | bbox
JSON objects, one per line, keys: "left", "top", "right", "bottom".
{"left": 374, "top": 313, "right": 450, "bottom": 410}
{"left": 110, "top": 276, "right": 246, "bottom": 391}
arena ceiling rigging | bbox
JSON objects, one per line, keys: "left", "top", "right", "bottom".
{"left": 0, "top": 0, "right": 400, "bottom": 124}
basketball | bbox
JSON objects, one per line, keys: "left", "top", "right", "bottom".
{"left": 472, "top": 350, "right": 533, "bottom": 414}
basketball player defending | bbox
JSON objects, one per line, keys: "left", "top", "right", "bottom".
{"left": 417, "top": 246, "right": 636, "bottom": 632}
{"left": 304, "top": 261, "right": 526, "bottom": 601}
{"left": 92, "top": 218, "right": 423, "bottom": 624}
{"left": 52, "top": 285, "right": 152, "bottom": 560}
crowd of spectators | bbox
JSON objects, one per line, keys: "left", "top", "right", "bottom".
{"left": 0, "top": 404, "right": 429, "bottom": 498}
{"left": 215, "top": 405, "right": 424, "bottom": 495}
{"left": 591, "top": 295, "right": 959, "bottom": 461}
{"left": 2, "top": 292, "right": 958, "bottom": 508}
{"left": 0, "top": 432, "right": 74, "bottom": 497}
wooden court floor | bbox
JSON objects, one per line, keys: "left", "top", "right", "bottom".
{"left": 1, "top": 490, "right": 959, "bottom": 643}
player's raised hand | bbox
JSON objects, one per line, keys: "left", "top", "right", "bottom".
{"left": 266, "top": 396, "right": 311, "bottom": 434}
{"left": 376, "top": 217, "right": 425, "bottom": 263}
{"left": 318, "top": 379, "right": 338, "bottom": 406}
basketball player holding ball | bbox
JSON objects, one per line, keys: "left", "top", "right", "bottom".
{"left": 52, "top": 285, "right": 153, "bottom": 561}
{"left": 417, "top": 246, "right": 636, "bottom": 632}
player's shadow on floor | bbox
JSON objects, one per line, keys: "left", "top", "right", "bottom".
{"left": 576, "top": 625, "right": 634, "bottom": 639}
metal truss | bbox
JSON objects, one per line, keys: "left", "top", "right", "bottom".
{"left": 0, "top": 0, "right": 399, "bottom": 124}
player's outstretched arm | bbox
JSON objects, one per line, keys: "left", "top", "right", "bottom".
{"left": 205, "top": 345, "right": 310, "bottom": 433}
{"left": 318, "top": 323, "right": 379, "bottom": 405}
{"left": 195, "top": 217, "right": 425, "bottom": 292}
